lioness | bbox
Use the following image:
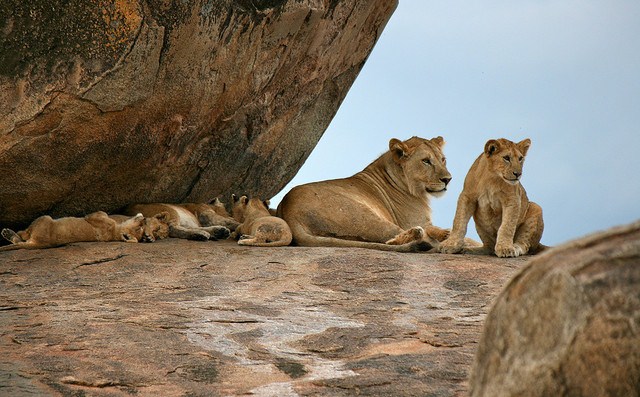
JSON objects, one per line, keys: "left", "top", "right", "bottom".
{"left": 439, "top": 138, "right": 544, "bottom": 257}
{"left": 231, "top": 195, "right": 292, "bottom": 247}
{"left": 0, "top": 211, "right": 144, "bottom": 251}
{"left": 123, "top": 201, "right": 232, "bottom": 241}
{"left": 277, "top": 136, "right": 452, "bottom": 252}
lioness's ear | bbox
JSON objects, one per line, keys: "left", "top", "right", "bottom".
{"left": 517, "top": 138, "right": 531, "bottom": 156}
{"left": 431, "top": 136, "right": 445, "bottom": 148}
{"left": 484, "top": 139, "right": 500, "bottom": 156}
{"left": 389, "top": 138, "right": 409, "bottom": 162}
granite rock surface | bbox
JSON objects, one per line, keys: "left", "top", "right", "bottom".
{"left": 0, "top": 240, "right": 527, "bottom": 396}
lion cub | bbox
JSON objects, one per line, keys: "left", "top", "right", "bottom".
{"left": 231, "top": 195, "right": 292, "bottom": 247}
{"left": 124, "top": 200, "right": 233, "bottom": 241}
{"left": 0, "top": 211, "right": 145, "bottom": 251}
{"left": 439, "top": 138, "right": 544, "bottom": 257}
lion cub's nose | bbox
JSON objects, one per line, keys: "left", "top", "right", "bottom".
{"left": 441, "top": 177, "right": 452, "bottom": 186}
{"left": 513, "top": 172, "right": 522, "bottom": 179}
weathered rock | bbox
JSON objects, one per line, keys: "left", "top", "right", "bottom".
{"left": 0, "top": 242, "right": 527, "bottom": 396}
{"left": 470, "top": 221, "right": 640, "bottom": 397}
{"left": 0, "top": 1, "right": 396, "bottom": 229}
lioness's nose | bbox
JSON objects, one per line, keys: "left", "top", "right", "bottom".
{"left": 441, "top": 177, "right": 451, "bottom": 186}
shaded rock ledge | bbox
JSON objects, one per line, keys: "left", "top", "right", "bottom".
{"left": 0, "top": 242, "right": 526, "bottom": 396}
{"left": 0, "top": 1, "right": 397, "bottom": 229}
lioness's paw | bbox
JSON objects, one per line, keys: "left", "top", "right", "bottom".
{"left": 495, "top": 243, "right": 521, "bottom": 258}
{"left": 438, "top": 238, "right": 463, "bottom": 254}
{"left": 190, "top": 231, "right": 211, "bottom": 241}
{"left": 211, "top": 226, "right": 231, "bottom": 240}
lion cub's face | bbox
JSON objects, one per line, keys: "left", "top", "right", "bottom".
{"left": 140, "top": 212, "right": 170, "bottom": 242}
{"left": 232, "top": 195, "right": 270, "bottom": 222}
{"left": 484, "top": 138, "right": 531, "bottom": 185}
{"left": 389, "top": 136, "right": 452, "bottom": 198}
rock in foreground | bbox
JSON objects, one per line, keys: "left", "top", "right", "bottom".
{"left": 0, "top": 241, "right": 526, "bottom": 396}
{"left": 470, "top": 221, "right": 640, "bottom": 397}
{"left": 0, "top": 1, "right": 396, "bottom": 229}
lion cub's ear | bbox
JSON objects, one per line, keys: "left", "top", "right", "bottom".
{"left": 263, "top": 199, "right": 271, "bottom": 209}
{"left": 389, "top": 138, "right": 410, "bottom": 162}
{"left": 155, "top": 211, "right": 170, "bottom": 223}
{"left": 240, "top": 195, "right": 249, "bottom": 205}
{"left": 484, "top": 139, "right": 501, "bottom": 156}
{"left": 517, "top": 138, "right": 531, "bottom": 156}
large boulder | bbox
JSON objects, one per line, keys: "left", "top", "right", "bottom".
{"left": 470, "top": 221, "right": 640, "bottom": 397}
{"left": 0, "top": 0, "right": 396, "bottom": 229}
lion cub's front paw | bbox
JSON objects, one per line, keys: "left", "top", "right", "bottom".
{"left": 495, "top": 243, "right": 524, "bottom": 258}
{"left": 386, "top": 226, "right": 424, "bottom": 245}
{"left": 438, "top": 238, "right": 463, "bottom": 254}
{"left": 426, "top": 227, "right": 450, "bottom": 242}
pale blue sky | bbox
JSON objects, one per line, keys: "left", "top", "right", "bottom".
{"left": 272, "top": 0, "right": 640, "bottom": 246}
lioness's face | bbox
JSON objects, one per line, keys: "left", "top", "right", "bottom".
{"left": 484, "top": 138, "right": 531, "bottom": 185}
{"left": 390, "top": 136, "right": 452, "bottom": 198}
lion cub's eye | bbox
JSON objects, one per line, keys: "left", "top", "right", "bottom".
{"left": 518, "top": 156, "right": 524, "bottom": 162}
{"left": 422, "top": 159, "right": 432, "bottom": 166}
{"left": 503, "top": 155, "right": 511, "bottom": 162}
{"left": 442, "top": 157, "right": 446, "bottom": 164}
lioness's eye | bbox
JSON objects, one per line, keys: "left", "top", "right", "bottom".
{"left": 423, "top": 159, "right": 432, "bottom": 166}
{"left": 503, "top": 155, "right": 511, "bottom": 162}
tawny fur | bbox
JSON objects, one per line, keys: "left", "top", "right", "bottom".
{"left": 124, "top": 200, "right": 233, "bottom": 241}
{"left": 1, "top": 211, "right": 144, "bottom": 251}
{"left": 231, "top": 196, "right": 292, "bottom": 247}
{"left": 439, "top": 138, "right": 544, "bottom": 257}
{"left": 276, "top": 136, "right": 453, "bottom": 252}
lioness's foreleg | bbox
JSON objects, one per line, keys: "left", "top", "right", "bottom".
{"left": 168, "top": 225, "right": 210, "bottom": 241}
{"left": 513, "top": 202, "right": 544, "bottom": 255}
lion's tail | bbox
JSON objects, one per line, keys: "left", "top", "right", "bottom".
{"left": 289, "top": 223, "right": 431, "bottom": 252}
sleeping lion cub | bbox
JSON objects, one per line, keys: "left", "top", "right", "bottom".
{"left": 124, "top": 199, "right": 234, "bottom": 241}
{"left": 0, "top": 211, "right": 145, "bottom": 251}
{"left": 439, "top": 138, "right": 544, "bottom": 257}
{"left": 231, "top": 195, "right": 292, "bottom": 247}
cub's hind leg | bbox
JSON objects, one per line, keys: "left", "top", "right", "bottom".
{"left": 514, "top": 202, "right": 544, "bottom": 255}
{"left": 2, "top": 228, "right": 24, "bottom": 244}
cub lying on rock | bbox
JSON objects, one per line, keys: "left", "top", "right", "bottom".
{"left": 277, "top": 136, "right": 452, "bottom": 252}
{"left": 124, "top": 199, "right": 235, "bottom": 241}
{"left": 439, "top": 138, "right": 544, "bottom": 257}
{"left": 0, "top": 211, "right": 145, "bottom": 251}
{"left": 231, "top": 195, "right": 292, "bottom": 247}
